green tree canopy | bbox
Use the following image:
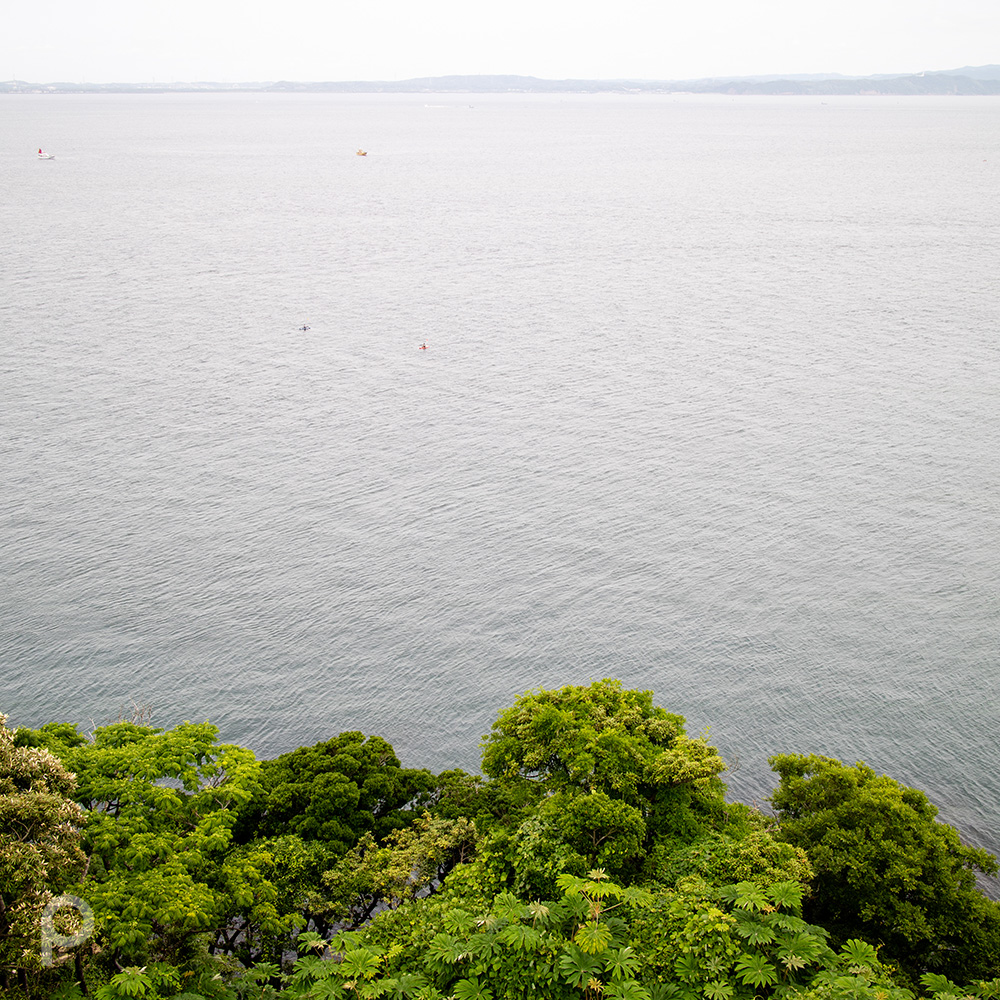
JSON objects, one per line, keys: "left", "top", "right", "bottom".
{"left": 0, "top": 714, "right": 87, "bottom": 993}
{"left": 481, "top": 680, "right": 726, "bottom": 799}
{"left": 214, "top": 833, "right": 328, "bottom": 966}
{"left": 43, "top": 718, "right": 262, "bottom": 968}
{"left": 479, "top": 680, "right": 729, "bottom": 886}
{"left": 769, "top": 753, "right": 1000, "bottom": 984}
{"left": 232, "top": 732, "right": 437, "bottom": 852}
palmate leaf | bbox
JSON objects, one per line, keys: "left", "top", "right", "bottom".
{"left": 767, "top": 882, "right": 804, "bottom": 912}
{"left": 920, "top": 974, "right": 963, "bottom": 997}
{"left": 497, "top": 923, "right": 546, "bottom": 951}
{"left": 340, "top": 948, "right": 384, "bottom": 981}
{"left": 51, "top": 985, "right": 86, "bottom": 1000}
{"left": 673, "top": 953, "right": 700, "bottom": 984}
{"left": 735, "top": 953, "right": 778, "bottom": 989}
{"left": 703, "top": 982, "right": 734, "bottom": 1000}
{"left": 443, "top": 908, "right": 478, "bottom": 935}
{"left": 717, "top": 884, "right": 740, "bottom": 905}
{"left": 414, "top": 987, "right": 445, "bottom": 1000}
{"left": 289, "top": 955, "right": 329, "bottom": 985}
{"left": 703, "top": 955, "right": 729, "bottom": 979}
{"left": 777, "top": 932, "right": 827, "bottom": 971}
{"left": 777, "top": 952, "right": 809, "bottom": 973}
{"left": 383, "top": 973, "right": 429, "bottom": 999}
{"left": 604, "top": 946, "right": 641, "bottom": 980}
{"left": 299, "top": 930, "right": 329, "bottom": 953}
{"left": 245, "top": 962, "right": 281, "bottom": 982}
{"left": 557, "top": 874, "right": 589, "bottom": 896}
{"left": 584, "top": 881, "right": 616, "bottom": 900}
{"left": 575, "top": 920, "right": 614, "bottom": 954}
{"left": 617, "top": 886, "right": 656, "bottom": 908}
{"left": 492, "top": 891, "right": 528, "bottom": 921}
{"left": 427, "top": 933, "right": 466, "bottom": 965}
{"left": 770, "top": 912, "right": 807, "bottom": 933}
{"left": 604, "top": 980, "right": 652, "bottom": 1000}
{"left": 732, "top": 883, "right": 771, "bottom": 912}
{"left": 559, "top": 946, "right": 604, "bottom": 987}
{"left": 314, "top": 980, "right": 348, "bottom": 999}
{"left": 104, "top": 969, "right": 155, "bottom": 998}
{"left": 647, "top": 985, "right": 687, "bottom": 1000}
{"left": 840, "top": 939, "right": 879, "bottom": 972}
{"left": 330, "top": 931, "right": 363, "bottom": 955}
{"left": 738, "top": 922, "right": 777, "bottom": 947}
{"left": 453, "top": 978, "right": 494, "bottom": 1000}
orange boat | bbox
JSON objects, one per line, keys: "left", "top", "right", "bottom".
{"left": 356, "top": 149, "right": 367, "bottom": 156}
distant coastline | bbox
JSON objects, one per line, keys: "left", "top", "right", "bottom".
{"left": 4, "top": 64, "right": 1000, "bottom": 96}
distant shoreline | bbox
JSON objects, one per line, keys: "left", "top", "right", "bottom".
{"left": 5, "top": 66, "right": 1000, "bottom": 97}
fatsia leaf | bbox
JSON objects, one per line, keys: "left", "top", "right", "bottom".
{"left": 575, "top": 920, "right": 614, "bottom": 955}
{"left": 673, "top": 953, "right": 700, "bottom": 983}
{"left": 604, "top": 981, "right": 652, "bottom": 1000}
{"left": 921, "top": 975, "right": 963, "bottom": 997}
{"left": 703, "top": 983, "right": 734, "bottom": 1000}
{"left": 497, "top": 923, "right": 545, "bottom": 951}
{"left": 735, "top": 953, "right": 778, "bottom": 988}
{"left": 604, "top": 946, "right": 641, "bottom": 980}
{"left": 492, "top": 891, "right": 527, "bottom": 921}
{"left": 739, "top": 923, "right": 777, "bottom": 947}
{"left": 340, "top": 948, "right": 383, "bottom": 981}
{"left": 314, "top": 981, "right": 347, "bottom": 999}
{"left": 443, "top": 909, "right": 478, "bottom": 935}
{"left": 559, "top": 947, "right": 603, "bottom": 987}
{"left": 453, "top": 978, "right": 494, "bottom": 1000}
{"left": 557, "top": 873, "right": 588, "bottom": 896}
{"left": 777, "top": 932, "right": 827, "bottom": 970}
{"left": 840, "top": 939, "right": 879, "bottom": 972}
{"left": 733, "top": 883, "right": 771, "bottom": 912}
{"left": 382, "top": 973, "right": 429, "bottom": 1000}
{"left": 767, "top": 881, "right": 804, "bottom": 912}
{"left": 427, "top": 933, "right": 464, "bottom": 964}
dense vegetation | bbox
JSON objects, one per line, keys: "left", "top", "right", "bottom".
{"left": 3, "top": 680, "right": 999, "bottom": 1000}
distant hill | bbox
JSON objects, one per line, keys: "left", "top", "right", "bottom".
{"left": 4, "top": 66, "right": 1000, "bottom": 96}
{"left": 925, "top": 64, "right": 1000, "bottom": 80}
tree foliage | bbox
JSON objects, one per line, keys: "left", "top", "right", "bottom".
{"left": 769, "top": 753, "right": 1000, "bottom": 985}
{"left": 232, "top": 732, "right": 436, "bottom": 853}
{"left": 7, "top": 683, "right": 1000, "bottom": 1000}
{"left": 0, "top": 714, "right": 87, "bottom": 991}
{"left": 481, "top": 680, "right": 726, "bottom": 799}
{"left": 43, "top": 718, "right": 261, "bottom": 968}
{"left": 479, "top": 680, "right": 729, "bottom": 886}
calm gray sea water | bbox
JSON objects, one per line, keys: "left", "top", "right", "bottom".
{"left": 2, "top": 93, "right": 998, "bottom": 869}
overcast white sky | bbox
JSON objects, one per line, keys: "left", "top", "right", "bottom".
{"left": 4, "top": 0, "right": 998, "bottom": 84}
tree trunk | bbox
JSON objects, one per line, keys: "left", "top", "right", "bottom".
{"left": 75, "top": 950, "right": 90, "bottom": 996}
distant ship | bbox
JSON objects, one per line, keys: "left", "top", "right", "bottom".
{"left": 37, "top": 148, "right": 55, "bottom": 159}
{"left": 356, "top": 149, "right": 367, "bottom": 156}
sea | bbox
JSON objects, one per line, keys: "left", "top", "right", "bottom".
{"left": 2, "top": 92, "right": 998, "bottom": 880}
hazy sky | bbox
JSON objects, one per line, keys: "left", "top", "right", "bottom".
{"left": 5, "top": 0, "right": 998, "bottom": 84}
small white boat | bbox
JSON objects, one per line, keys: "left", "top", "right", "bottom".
{"left": 37, "top": 148, "right": 55, "bottom": 159}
